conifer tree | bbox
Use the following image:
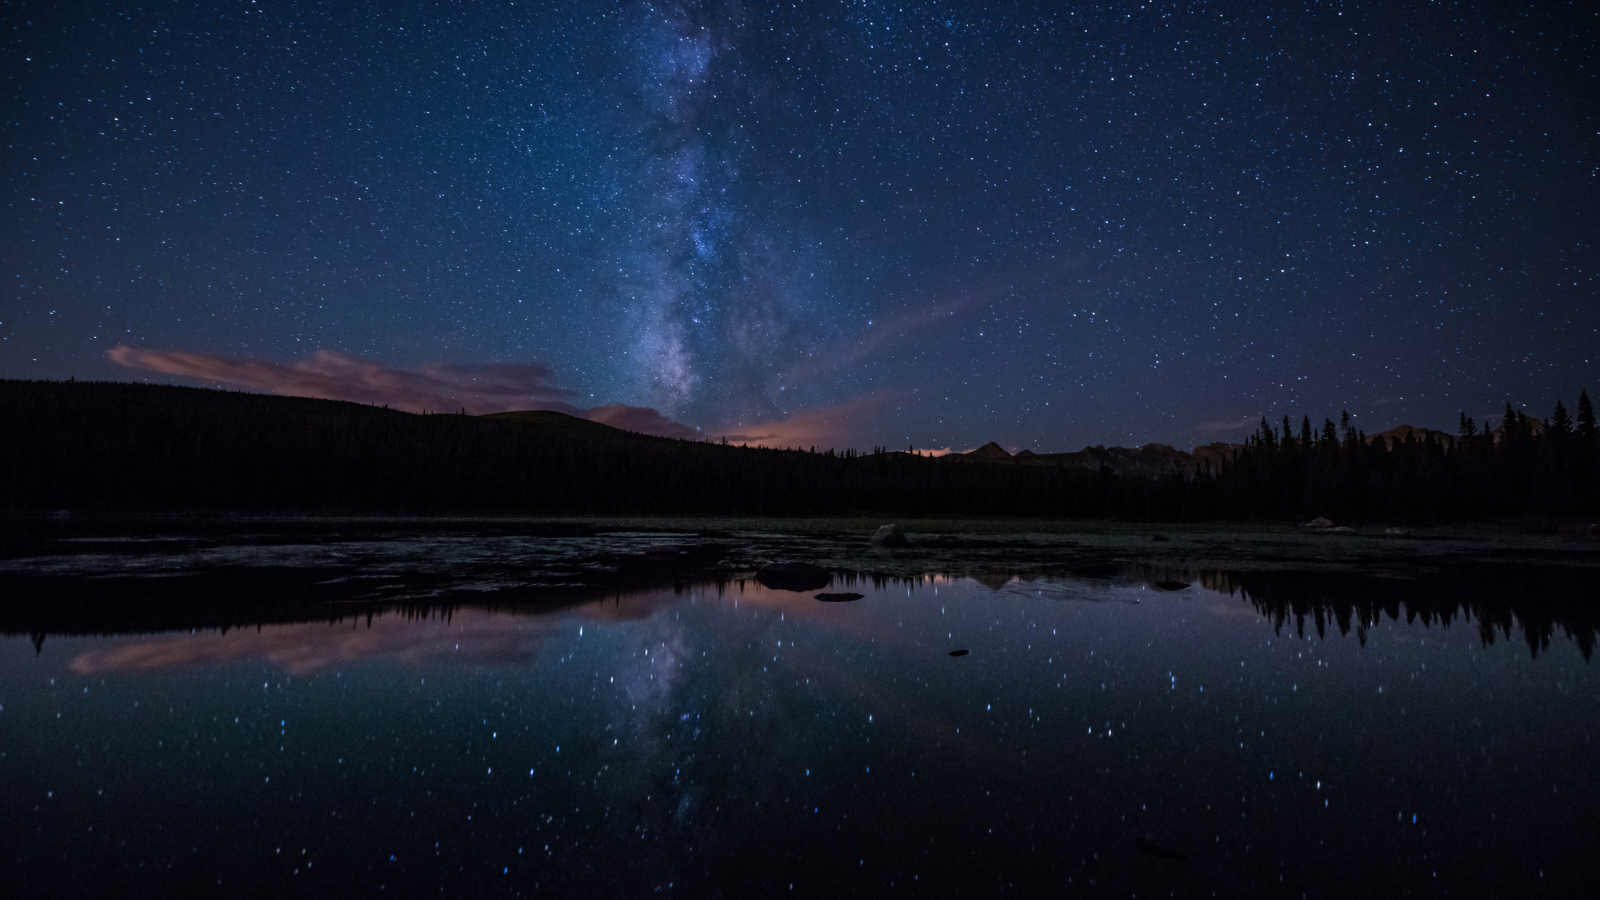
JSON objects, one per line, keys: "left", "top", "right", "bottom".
{"left": 1550, "top": 401, "right": 1572, "bottom": 439}
{"left": 1573, "top": 391, "right": 1598, "bottom": 512}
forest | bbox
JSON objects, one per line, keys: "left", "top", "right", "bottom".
{"left": 2, "top": 379, "right": 1595, "bottom": 522}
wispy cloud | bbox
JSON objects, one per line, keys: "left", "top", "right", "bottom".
{"left": 780, "top": 259, "right": 1078, "bottom": 389}
{"left": 108, "top": 346, "right": 705, "bottom": 439}
{"left": 585, "top": 403, "right": 701, "bottom": 440}
{"left": 781, "top": 294, "right": 975, "bottom": 388}
{"left": 1195, "top": 415, "right": 1259, "bottom": 436}
{"left": 109, "top": 345, "right": 577, "bottom": 415}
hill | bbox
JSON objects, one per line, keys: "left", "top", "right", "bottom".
{"left": 480, "top": 409, "right": 634, "bottom": 439}
{"left": 0, "top": 379, "right": 1108, "bottom": 517}
{"left": 2, "top": 379, "right": 1593, "bottom": 521}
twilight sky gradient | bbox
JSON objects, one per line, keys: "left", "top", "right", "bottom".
{"left": 4, "top": 0, "right": 1596, "bottom": 450}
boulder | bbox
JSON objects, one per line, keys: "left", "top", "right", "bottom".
{"left": 755, "top": 562, "right": 831, "bottom": 592}
{"left": 870, "top": 524, "right": 908, "bottom": 546}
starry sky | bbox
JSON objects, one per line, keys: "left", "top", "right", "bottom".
{"left": 4, "top": 0, "right": 1596, "bottom": 451}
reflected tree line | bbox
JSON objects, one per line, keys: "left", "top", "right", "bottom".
{"left": 10, "top": 564, "right": 1593, "bottom": 661}
{"left": 3, "top": 380, "right": 1597, "bottom": 521}
{"left": 1202, "top": 566, "right": 1598, "bottom": 660}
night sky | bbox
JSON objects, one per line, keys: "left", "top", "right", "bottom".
{"left": 4, "top": 0, "right": 1596, "bottom": 452}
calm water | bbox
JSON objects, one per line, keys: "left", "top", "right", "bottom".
{"left": 3, "top": 564, "right": 1597, "bottom": 897}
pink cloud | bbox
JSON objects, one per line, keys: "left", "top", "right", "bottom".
{"left": 781, "top": 294, "right": 976, "bottom": 388}
{"left": 714, "top": 391, "right": 904, "bottom": 449}
{"left": 107, "top": 345, "right": 706, "bottom": 439}
{"left": 780, "top": 259, "right": 1079, "bottom": 389}
{"left": 68, "top": 609, "right": 569, "bottom": 676}
{"left": 109, "top": 345, "right": 578, "bottom": 415}
{"left": 1195, "top": 415, "right": 1260, "bottom": 436}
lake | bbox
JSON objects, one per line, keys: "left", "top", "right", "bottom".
{"left": 2, "top": 518, "right": 1596, "bottom": 897}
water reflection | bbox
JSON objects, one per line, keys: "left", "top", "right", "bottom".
{"left": 30, "top": 563, "right": 1599, "bottom": 680}
{"left": 1202, "top": 565, "right": 1600, "bottom": 659}
{"left": 65, "top": 607, "right": 570, "bottom": 676}
{"left": 9, "top": 521, "right": 1597, "bottom": 663}
{"left": 8, "top": 561, "right": 1600, "bottom": 663}
{"left": 3, "top": 564, "right": 1596, "bottom": 898}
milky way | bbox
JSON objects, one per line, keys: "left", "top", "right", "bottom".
{"left": 603, "top": 2, "right": 833, "bottom": 424}
{"left": 4, "top": 1, "right": 1595, "bottom": 450}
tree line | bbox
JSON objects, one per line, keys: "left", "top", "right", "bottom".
{"left": 2, "top": 379, "right": 1595, "bottom": 521}
{"left": 1191, "top": 396, "right": 1599, "bottom": 522}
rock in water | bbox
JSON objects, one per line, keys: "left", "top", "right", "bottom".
{"left": 1135, "top": 836, "right": 1191, "bottom": 864}
{"left": 814, "top": 592, "right": 864, "bottom": 603}
{"left": 1300, "top": 516, "right": 1336, "bottom": 529}
{"left": 948, "top": 649, "right": 969, "bottom": 657}
{"left": 1153, "top": 580, "right": 1190, "bottom": 591}
{"left": 870, "top": 524, "right": 908, "bottom": 546}
{"left": 755, "top": 562, "right": 831, "bottom": 592}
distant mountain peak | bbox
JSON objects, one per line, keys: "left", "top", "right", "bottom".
{"left": 966, "top": 441, "right": 1013, "bottom": 459}
{"left": 1366, "top": 424, "right": 1457, "bottom": 447}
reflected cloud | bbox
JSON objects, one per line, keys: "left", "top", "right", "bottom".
{"left": 27, "top": 552, "right": 1599, "bottom": 676}
{"left": 68, "top": 608, "right": 569, "bottom": 675}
